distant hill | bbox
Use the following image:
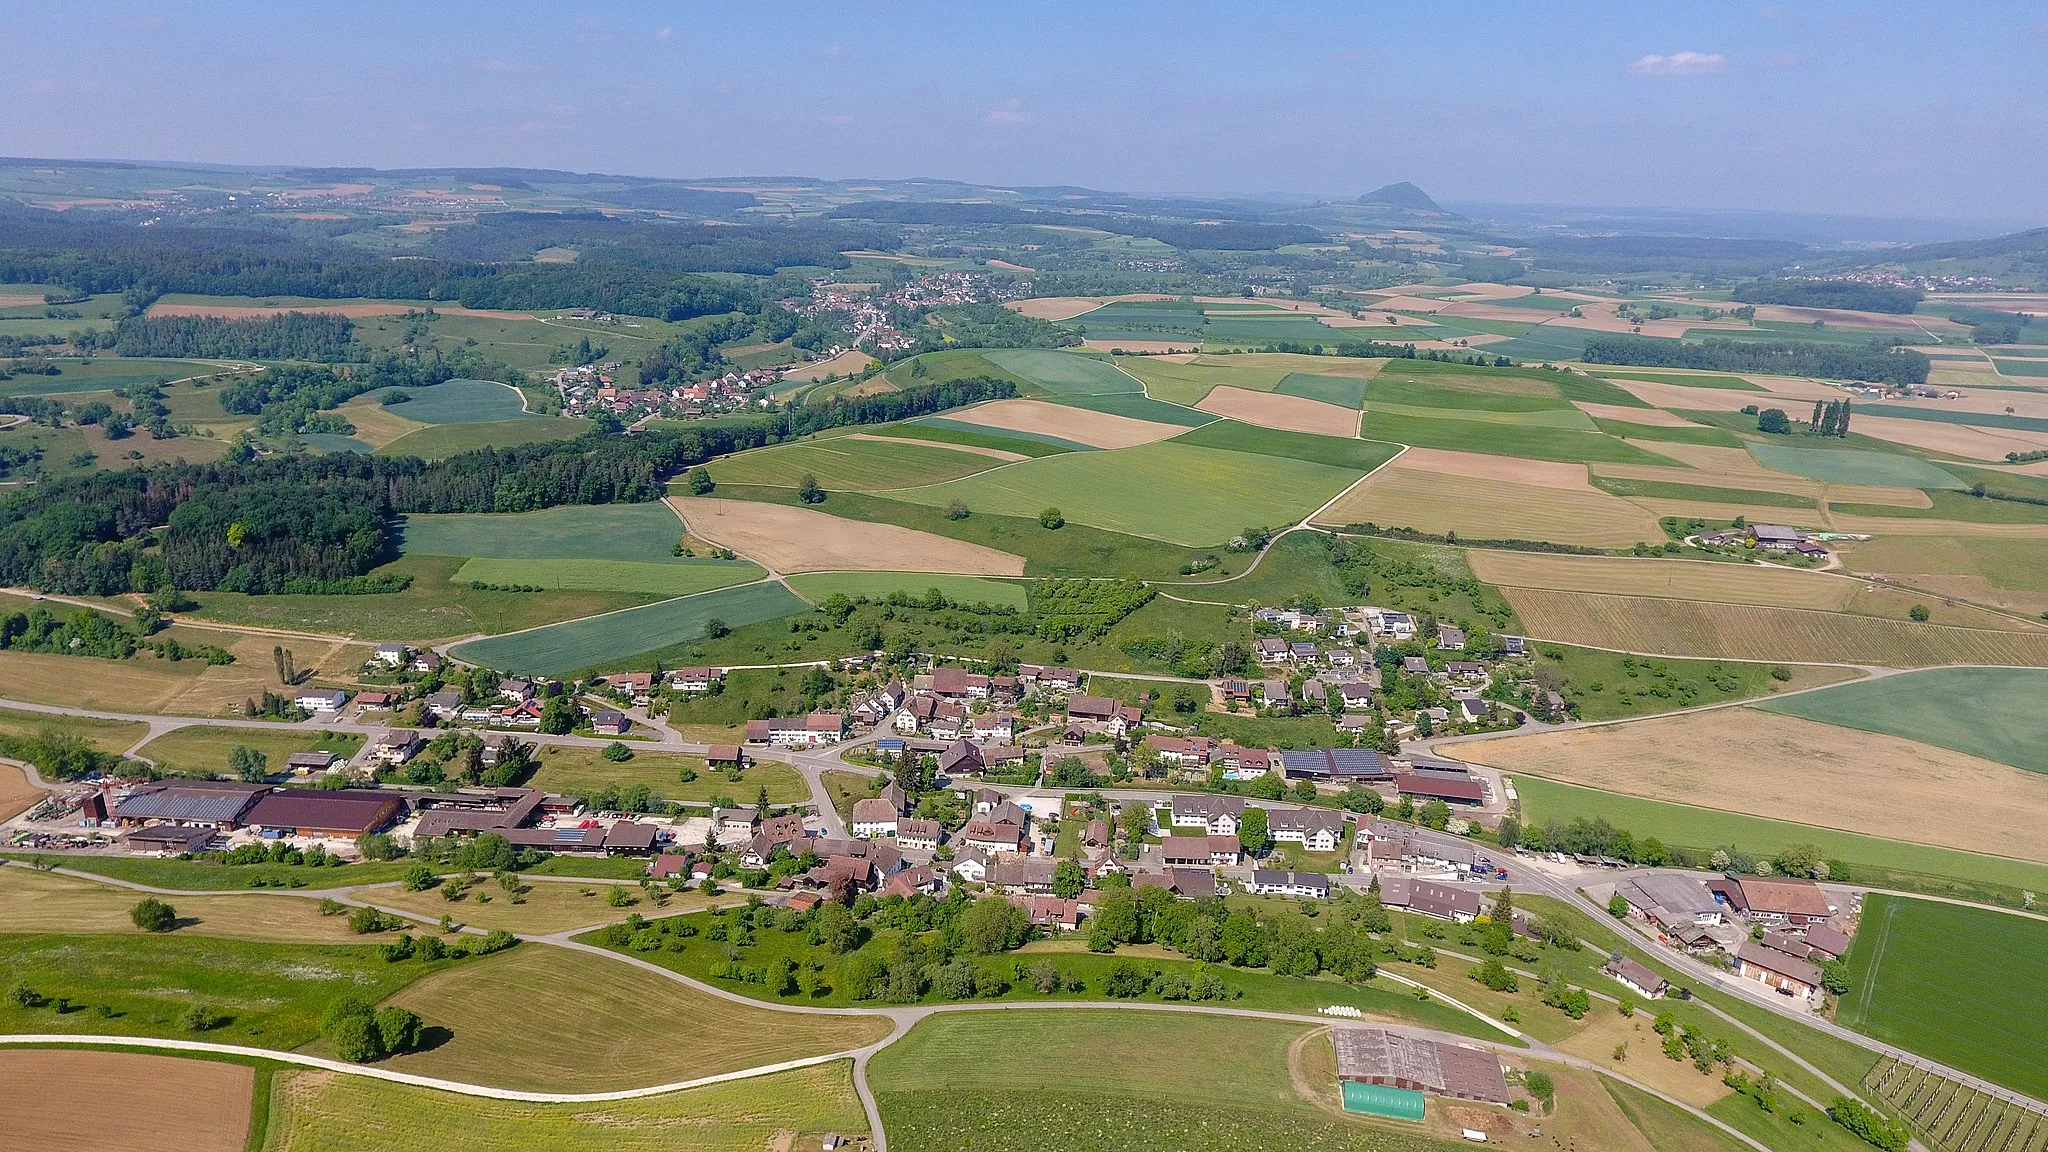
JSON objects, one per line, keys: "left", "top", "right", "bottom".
{"left": 1358, "top": 182, "right": 1444, "bottom": 213}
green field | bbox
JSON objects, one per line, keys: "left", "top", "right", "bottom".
{"left": 380, "top": 417, "right": 589, "bottom": 460}
{"left": 1838, "top": 895, "right": 2048, "bottom": 1099}
{"left": 707, "top": 436, "right": 1003, "bottom": 490}
{"left": 261, "top": 1061, "right": 870, "bottom": 1152}
{"left": 1362, "top": 409, "right": 1678, "bottom": 464}
{"left": 1588, "top": 476, "right": 1816, "bottom": 507}
{"left": 0, "top": 706, "right": 148, "bottom": 753}
{"left": 1054, "top": 390, "right": 1217, "bottom": 425}
{"left": 450, "top": 556, "right": 762, "bottom": 596}
{"left": 0, "top": 357, "right": 235, "bottom": 397}
{"left": 1367, "top": 370, "right": 1575, "bottom": 414}
{"left": 392, "top": 379, "right": 535, "bottom": 424}
{"left": 300, "top": 432, "right": 372, "bottom": 455}
{"left": 1584, "top": 368, "right": 1764, "bottom": 391}
{"left": 400, "top": 503, "right": 685, "bottom": 560}
{"left": 784, "top": 570, "right": 1028, "bottom": 609}
{"left": 451, "top": 580, "right": 809, "bottom": 675}
{"left": 859, "top": 420, "right": 1073, "bottom": 457}
{"left": 1992, "top": 358, "right": 2048, "bottom": 377}
{"left": 984, "top": 348, "right": 1138, "bottom": 394}
{"left": 1551, "top": 374, "right": 1653, "bottom": 408}
{"left": 880, "top": 347, "right": 1033, "bottom": 389}
{"left": 134, "top": 727, "right": 361, "bottom": 778}
{"left": 1119, "top": 355, "right": 1289, "bottom": 405}
{"left": 892, "top": 441, "right": 1363, "bottom": 545}
{"left": 1172, "top": 420, "right": 1401, "bottom": 471}
{"left": 527, "top": 746, "right": 807, "bottom": 802}
{"left": 1592, "top": 417, "right": 1748, "bottom": 447}
{"left": 1755, "top": 667, "right": 2048, "bottom": 775}
{"left": 1534, "top": 644, "right": 1819, "bottom": 720}
{"left": 1746, "top": 443, "right": 1965, "bottom": 489}
{"left": 1514, "top": 777, "right": 2048, "bottom": 896}
{"left": 1277, "top": 371, "right": 1370, "bottom": 408}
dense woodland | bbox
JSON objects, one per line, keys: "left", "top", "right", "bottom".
{"left": 113, "top": 312, "right": 357, "bottom": 360}
{"left": 1731, "top": 279, "right": 1924, "bottom": 313}
{"left": 1581, "top": 335, "right": 1930, "bottom": 384}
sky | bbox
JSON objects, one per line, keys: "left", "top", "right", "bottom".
{"left": 3, "top": 1, "right": 2045, "bottom": 221}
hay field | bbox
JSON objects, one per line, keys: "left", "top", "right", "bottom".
{"left": 1571, "top": 402, "right": 1697, "bottom": 427}
{"left": 1392, "top": 446, "right": 1593, "bottom": 489}
{"left": 0, "top": 1048, "right": 252, "bottom": 1152}
{"left": 333, "top": 393, "right": 426, "bottom": 448}
{"left": 1195, "top": 385, "right": 1360, "bottom": 436}
{"left": 984, "top": 348, "right": 1135, "bottom": 394}
{"left": 1503, "top": 587, "right": 2048, "bottom": 666}
{"left": 0, "top": 866, "right": 362, "bottom": 942}
{"left": 941, "top": 398, "right": 1183, "bottom": 448}
{"left": 779, "top": 349, "right": 878, "bottom": 382}
{"left": 1589, "top": 458, "right": 1932, "bottom": 507}
{"left": 1756, "top": 666, "right": 2048, "bottom": 775}
{"left": 401, "top": 503, "right": 685, "bottom": 561}
{"left": 842, "top": 432, "right": 1027, "bottom": 462}
{"left": 1462, "top": 708, "right": 2048, "bottom": 864}
{"left": 156, "top": 634, "right": 372, "bottom": 717}
{"left": 1317, "top": 460, "right": 1663, "bottom": 548}
{"left": 1008, "top": 293, "right": 1173, "bottom": 320}
{"left": 263, "top": 1061, "right": 869, "bottom": 1152}
{"left": 1468, "top": 552, "right": 1861, "bottom": 609}
{"left": 1747, "top": 444, "right": 1965, "bottom": 489}
{"left": 1626, "top": 498, "right": 1833, "bottom": 528}
{"left": 1612, "top": 377, "right": 1834, "bottom": 412}
{"left": 708, "top": 437, "right": 1004, "bottom": 490}
{"left": 1847, "top": 414, "right": 2048, "bottom": 461}
{"left": 669, "top": 496, "right": 1026, "bottom": 574}
{"left": 368, "top": 946, "right": 891, "bottom": 1092}
{"left": 1834, "top": 534, "right": 2048, "bottom": 615}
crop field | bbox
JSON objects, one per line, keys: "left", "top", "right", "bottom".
{"left": 1585, "top": 369, "right": 1765, "bottom": 391}
{"left": 1466, "top": 707, "right": 2048, "bottom": 864}
{"left": 1746, "top": 443, "right": 1965, "bottom": 489}
{"left": 0, "top": 764, "right": 40, "bottom": 821}
{"left": 1278, "top": 371, "right": 1370, "bottom": 407}
{"left": 1173, "top": 419, "right": 1399, "bottom": 470}
{"left": 0, "top": 1049, "right": 253, "bottom": 1152}
{"left": 1051, "top": 389, "right": 1216, "bottom": 426}
{"left": 390, "top": 379, "right": 534, "bottom": 423}
{"left": 983, "top": 348, "right": 1137, "bottom": 394}
{"left": 1468, "top": 552, "right": 1863, "bottom": 610}
{"left": 670, "top": 495, "right": 1027, "bottom": 575}
{"left": 1834, "top": 534, "right": 2048, "bottom": 616}
{"left": 705, "top": 437, "right": 1003, "bottom": 490}
{"left": 1756, "top": 667, "right": 2048, "bottom": 775}
{"left": 1589, "top": 475, "right": 1815, "bottom": 506}
{"left": 893, "top": 440, "right": 1364, "bottom": 546}
{"left": 1839, "top": 896, "right": 2048, "bottom": 1100}
{"left": 937, "top": 397, "right": 1184, "bottom": 449}
{"left": 1361, "top": 407, "right": 1675, "bottom": 464}
{"left": 450, "top": 580, "right": 808, "bottom": 675}
{"left": 1501, "top": 587, "right": 2048, "bottom": 666}
{"left": 784, "top": 570, "right": 1028, "bottom": 608}
{"left": 332, "top": 393, "right": 427, "bottom": 448}
{"left": 1119, "top": 355, "right": 1283, "bottom": 405}
{"left": 451, "top": 556, "right": 762, "bottom": 596}
{"left": 134, "top": 727, "right": 361, "bottom": 778}
{"left": 1368, "top": 369, "right": 1573, "bottom": 411}
{"left": 366, "top": 946, "right": 891, "bottom": 1092}
{"left": 262, "top": 1061, "right": 870, "bottom": 1152}
{"left": 871, "top": 420, "right": 1074, "bottom": 457}
{"left": 1319, "top": 463, "right": 1664, "bottom": 547}
{"left": 1196, "top": 385, "right": 1360, "bottom": 436}
{"left": 400, "top": 503, "right": 684, "bottom": 560}
{"left": 379, "top": 416, "right": 588, "bottom": 460}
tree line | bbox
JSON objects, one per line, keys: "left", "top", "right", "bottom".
{"left": 1731, "top": 279, "right": 1924, "bottom": 314}
{"left": 113, "top": 312, "right": 357, "bottom": 360}
{"left": 1582, "top": 335, "right": 1929, "bottom": 385}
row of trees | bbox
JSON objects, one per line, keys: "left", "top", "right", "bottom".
{"left": 113, "top": 312, "right": 356, "bottom": 360}
{"left": 1582, "top": 335, "right": 1930, "bottom": 385}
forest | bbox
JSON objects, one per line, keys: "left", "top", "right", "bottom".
{"left": 113, "top": 311, "right": 357, "bottom": 360}
{"left": 1581, "top": 335, "right": 1930, "bottom": 384}
{"left": 1731, "top": 279, "right": 1924, "bottom": 313}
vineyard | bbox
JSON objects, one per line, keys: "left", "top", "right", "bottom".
{"left": 1865, "top": 1057, "right": 2048, "bottom": 1152}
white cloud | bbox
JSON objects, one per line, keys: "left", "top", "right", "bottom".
{"left": 1626, "top": 51, "right": 1728, "bottom": 76}
{"left": 984, "top": 98, "right": 1031, "bottom": 125}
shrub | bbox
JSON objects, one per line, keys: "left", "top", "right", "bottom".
{"left": 1038, "top": 506, "right": 1064, "bottom": 529}
{"left": 375, "top": 1006, "right": 423, "bottom": 1054}
{"left": 1828, "top": 1097, "right": 1910, "bottom": 1152}
{"left": 348, "top": 906, "right": 401, "bottom": 934}
{"left": 181, "top": 1003, "right": 224, "bottom": 1032}
{"left": 327, "top": 1011, "right": 384, "bottom": 1062}
{"left": 602, "top": 741, "right": 634, "bottom": 762}
{"left": 400, "top": 863, "right": 438, "bottom": 891}
{"left": 131, "top": 897, "right": 177, "bottom": 932}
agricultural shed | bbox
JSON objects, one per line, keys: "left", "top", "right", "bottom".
{"left": 1342, "top": 1081, "right": 1427, "bottom": 1121}
{"left": 1331, "top": 1027, "right": 1510, "bottom": 1104}
{"left": 244, "top": 789, "right": 405, "bottom": 838}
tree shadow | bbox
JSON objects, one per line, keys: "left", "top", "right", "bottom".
{"left": 411, "top": 1025, "right": 455, "bottom": 1054}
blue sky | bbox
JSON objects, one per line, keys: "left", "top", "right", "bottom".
{"left": 4, "top": 1, "right": 2044, "bottom": 219}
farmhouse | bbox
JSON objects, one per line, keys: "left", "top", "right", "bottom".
{"left": 605, "top": 672, "right": 655, "bottom": 702}
{"left": 1025, "top": 895, "right": 1082, "bottom": 931}
{"left": 961, "top": 818, "right": 1025, "bottom": 855}
{"left": 1022, "top": 665, "right": 1081, "bottom": 691}
{"left": 1395, "top": 770, "right": 1488, "bottom": 806}
{"left": 849, "top": 798, "right": 901, "bottom": 838}
{"left": 1331, "top": 1027, "right": 1510, "bottom": 1106}
{"left": 1379, "top": 877, "right": 1485, "bottom": 922}
{"left": 1361, "top": 821, "right": 1487, "bottom": 873}
{"left": 111, "top": 780, "right": 270, "bottom": 831}
{"left": 1615, "top": 874, "right": 1724, "bottom": 929}
{"left": 1731, "top": 876, "right": 1833, "bottom": 927}
{"left": 988, "top": 857, "right": 1059, "bottom": 895}
{"left": 1748, "top": 524, "right": 1804, "bottom": 551}
{"left": 896, "top": 818, "right": 942, "bottom": 851}
{"left": 1169, "top": 793, "right": 1244, "bottom": 835}
{"left": 589, "top": 710, "right": 632, "bottom": 736}
{"left": 1161, "top": 833, "right": 1240, "bottom": 868}
{"left": 1132, "top": 867, "right": 1219, "bottom": 899}
{"left": 1801, "top": 923, "right": 1853, "bottom": 961}
{"left": 1280, "top": 747, "right": 1394, "bottom": 784}
{"left": 1249, "top": 869, "right": 1331, "bottom": 898}
{"left": 244, "top": 789, "right": 405, "bottom": 840}
{"left": 938, "top": 738, "right": 984, "bottom": 778}
{"left": 1437, "top": 625, "right": 1467, "bottom": 651}
{"left": 739, "top": 813, "right": 811, "bottom": 867}
{"left": 1601, "top": 956, "right": 1668, "bottom": 999}
{"left": 746, "top": 712, "right": 847, "bottom": 747}
{"left": 1736, "top": 941, "right": 1822, "bottom": 1001}
{"left": 1268, "top": 807, "right": 1345, "bottom": 851}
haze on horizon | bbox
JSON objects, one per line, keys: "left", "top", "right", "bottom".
{"left": 3, "top": 0, "right": 2044, "bottom": 224}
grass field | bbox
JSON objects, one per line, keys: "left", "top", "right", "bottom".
{"left": 1531, "top": 643, "right": 1852, "bottom": 720}
{"left": 1172, "top": 418, "right": 1399, "bottom": 471}
{"left": 0, "top": 866, "right": 366, "bottom": 942}
{"left": 1052, "top": 389, "right": 1217, "bottom": 426}
{"left": 984, "top": 348, "right": 1138, "bottom": 394}
{"left": 706, "top": 437, "right": 1005, "bottom": 490}
{"left": 390, "top": 379, "right": 534, "bottom": 424}
{"left": 133, "top": 727, "right": 361, "bottom": 778}
{"left": 261, "top": 1060, "right": 870, "bottom": 1152}
{"left": 1747, "top": 443, "right": 1965, "bottom": 489}
{"left": 1500, "top": 588, "right": 2048, "bottom": 666}
{"left": 1834, "top": 534, "right": 2048, "bottom": 617}
{"left": 400, "top": 503, "right": 685, "bottom": 560}
{"left": 353, "top": 877, "right": 715, "bottom": 935}
{"left": 1469, "top": 552, "right": 1873, "bottom": 612}
{"left": 1, "top": 1049, "right": 253, "bottom": 1152}
{"left": 1510, "top": 776, "right": 2048, "bottom": 896}
{"left": 359, "top": 945, "right": 891, "bottom": 1092}
{"left": 1586, "top": 369, "right": 1765, "bottom": 391}
{"left": 5, "top": 853, "right": 417, "bottom": 890}
{"left": 450, "top": 580, "right": 808, "bottom": 675}
{"left": 892, "top": 440, "right": 1363, "bottom": 546}
{"left": 1755, "top": 667, "right": 2048, "bottom": 775}
{"left": 525, "top": 744, "right": 806, "bottom": 802}
{"left": 380, "top": 416, "right": 587, "bottom": 460}
{"left": 1838, "top": 895, "right": 2048, "bottom": 1100}
{"left": 869, "top": 419, "right": 1074, "bottom": 457}
{"left": 1465, "top": 706, "right": 2048, "bottom": 865}
{"left": 1362, "top": 409, "right": 1676, "bottom": 465}
{"left": 1279, "top": 372, "right": 1371, "bottom": 408}
{"left": 450, "top": 557, "right": 763, "bottom": 596}
{"left": 783, "top": 570, "right": 1028, "bottom": 609}
{"left": 0, "top": 706, "right": 147, "bottom": 753}
{"left": 1589, "top": 475, "right": 1815, "bottom": 507}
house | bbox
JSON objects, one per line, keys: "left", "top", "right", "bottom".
{"left": 245, "top": 789, "right": 405, "bottom": 840}
{"left": 1161, "top": 833, "right": 1240, "bottom": 868}
{"left": 1501, "top": 635, "right": 1526, "bottom": 656}
{"left": 1254, "top": 638, "right": 1290, "bottom": 664}
{"left": 355, "top": 691, "right": 397, "bottom": 710}
{"left": 1279, "top": 747, "right": 1394, "bottom": 784}
{"left": 285, "top": 750, "right": 340, "bottom": 775}
{"left": 295, "top": 688, "right": 348, "bottom": 714}
{"left": 1400, "top": 656, "right": 1429, "bottom": 675}
{"left": 1615, "top": 874, "right": 1724, "bottom": 929}
{"left": 849, "top": 798, "right": 901, "bottom": 839}
{"left": 605, "top": 672, "right": 654, "bottom": 702}
{"left": 367, "top": 729, "right": 423, "bottom": 766}
{"left": 111, "top": 780, "right": 270, "bottom": 830}
{"left": 937, "top": 738, "right": 983, "bottom": 778}
{"left": 896, "top": 818, "right": 942, "bottom": 851}
{"left": 1221, "top": 679, "right": 1253, "bottom": 704}
{"left": 1736, "top": 941, "right": 1822, "bottom": 1000}
{"left": 1082, "top": 818, "right": 1111, "bottom": 849}
{"left": 1733, "top": 876, "right": 1833, "bottom": 927}
{"left": 1337, "top": 713, "right": 1373, "bottom": 734}
{"left": 895, "top": 696, "right": 937, "bottom": 733}
{"left": 1446, "top": 661, "right": 1485, "bottom": 681}
{"left": 495, "top": 698, "right": 545, "bottom": 727}
{"left": 949, "top": 846, "right": 990, "bottom": 883}
{"left": 1390, "top": 878, "right": 1485, "bottom": 922}
{"left": 881, "top": 865, "right": 941, "bottom": 900}
{"left": 1025, "top": 895, "right": 1082, "bottom": 931}
{"left": 498, "top": 679, "right": 533, "bottom": 703}
{"left": 409, "top": 651, "right": 443, "bottom": 674}
{"left": 1337, "top": 682, "right": 1373, "bottom": 709}
{"left": 1456, "top": 698, "right": 1491, "bottom": 724}
{"left": 715, "top": 806, "right": 763, "bottom": 841}
{"left": 747, "top": 713, "right": 846, "bottom": 747}
{"left": 424, "top": 691, "right": 464, "bottom": 720}
{"left": 1269, "top": 807, "right": 1345, "bottom": 852}
{"left": 1024, "top": 666, "right": 1081, "bottom": 691}
{"left": 1749, "top": 524, "right": 1804, "bottom": 551}
{"left": 1801, "top": 924, "right": 1853, "bottom": 961}
{"left": 1331, "top": 1027, "right": 1510, "bottom": 1106}
{"left": 648, "top": 853, "right": 689, "bottom": 881}
{"left": 739, "top": 813, "right": 811, "bottom": 867}
{"left": 1395, "top": 771, "right": 1488, "bottom": 806}
{"left": 1219, "top": 745, "right": 1273, "bottom": 780}
{"left": 1132, "top": 868, "right": 1218, "bottom": 899}
{"left": 1290, "top": 642, "right": 1320, "bottom": 664}
{"left": 1147, "top": 735, "right": 1216, "bottom": 770}
{"left": 1066, "top": 695, "right": 1136, "bottom": 734}
{"left": 988, "top": 856, "right": 1059, "bottom": 894}
{"left": 971, "top": 713, "right": 1016, "bottom": 743}
{"left": 961, "top": 818, "right": 1025, "bottom": 855}
{"left": 1437, "top": 625, "right": 1467, "bottom": 651}
{"left": 1602, "top": 956, "right": 1668, "bottom": 999}
{"left": 1326, "top": 646, "right": 1357, "bottom": 668}
{"left": 1169, "top": 793, "right": 1244, "bottom": 835}
{"left": 666, "top": 666, "right": 722, "bottom": 693}
{"left": 705, "top": 745, "right": 745, "bottom": 769}
{"left": 1249, "top": 869, "right": 1331, "bottom": 898}
{"left": 590, "top": 710, "right": 632, "bottom": 737}
{"left": 1259, "top": 679, "right": 1292, "bottom": 710}
{"left": 372, "top": 643, "right": 410, "bottom": 667}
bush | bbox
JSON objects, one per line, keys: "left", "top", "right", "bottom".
{"left": 602, "top": 740, "right": 634, "bottom": 762}
{"left": 1828, "top": 1097, "right": 1910, "bottom": 1152}
{"left": 327, "top": 1010, "right": 384, "bottom": 1062}
{"left": 181, "top": 1003, "right": 224, "bottom": 1032}
{"left": 375, "top": 1006, "right": 423, "bottom": 1054}
{"left": 1908, "top": 604, "right": 1930, "bottom": 622}
{"left": 348, "top": 906, "right": 402, "bottom": 934}
{"left": 400, "top": 863, "right": 438, "bottom": 891}
{"left": 1038, "top": 506, "right": 1064, "bottom": 530}
{"left": 131, "top": 897, "right": 177, "bottom": 932}
{"left": 1525, "top": 1069, "right": 1555, "bottom": 1113}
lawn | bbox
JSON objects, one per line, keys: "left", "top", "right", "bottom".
{"left": 872, "top": 1011, "right": 1464, "bottom": 1152}
{"left": 450, "top": 556, "right": 763, "bottom": 596}
{"left": 0, "top": 932, "right": 449, "bottom": 1049}
{"left": 261, "top": 1060, "right": 869, "bottom": 1152}
{"left": 984, "top": 348, "right": 1138, "bottom": 395}
{"left": 706, "top": 437, "right": 1003, "bottom": 490}
{"left": 387, "top": 379, "right": 535, "bottom": 424}
{"left": 1512, "top": 777, "right": 2048, "bottom": 897}
{"left": 1746, "top": 443, "right": 1965, "bottom": 489}
{"left": 892, "top": 441, "right": 1364, "bottom": 546}
{"left": 1174, "top": 419, "right": 1402, "bottom": 471}
{"left": 380, "top": 416, "right": 588, "bottom": 460}
{"left": 355, "top": 944, "right": 890, "bottom": 1092}
{"left": 784, "top": 570, "right": 1029, "bottom": 609}
{"left": 526, "top": 744, "right": 806, "bottom": 803}
{"left": 134, "top": 727, "right": 362, "bottom": 778}
{"left": 0, "top": 866, "right": 365, "bottom": 943}
{"left": 449, "top": 581, "right": 808, "bottom": 676}
{"left": 399, "top": 503, "right": 686, "bottom": 560}
{"left": 1755, "top": 666, "right": 2048, "bottom": 776}
{"left": 1838, "top": 895, "right": 2048, "bottom": 1100}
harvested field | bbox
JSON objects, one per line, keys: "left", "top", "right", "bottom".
{"left": 1502, "top": 587, "right": 2048, "bottom": 666}
{"left": 668, "top": 496, "right": 1025, "bottom": 574}
{"left": 1082, "top": 338, "right": 1198, "bottom": 353}
{"left": 0, "top": 866, "right": 362, "bottom": 941}
{"left": 1847, "top": 414, "right": 2048, "bottom": 461}
{"left": 0, "top": 649, "right": 206, "bottom": 713}
{"left": 1572, "top": 401, "right": 1698, "bottom": 427}
{"left": 942, "top": 398, "right": 1182, "bottom": 449}
{"left": 1196, "top": 385, "right": 1359, "bottom": 437}
{"left": 1469, "top": 552, "right": 1863, "bottom": 610}
{"left": 1007, "top": 294, "right": 1172, "bottom": 321}
{"left": 1834, "top": 534, "right": 2048, "bottom": 616}
{"left": 1462, "top": 708, "right": 2048, "bottom": 865}
{"left": 0, "top": 762, "right": 43, "bottom": 820}
{"left": 333, "top": 393, "right": 426, "bottom": 448}
{"left": 1393, "top": 446, "right": 1594, "bottom": 489}
{"left": 1825, "top": 514, "right": 2048, "bottom": 538}
{"left": 1613, "top": 377, "right": 1834, "bottom": 412}
{"left": 780, "top": 349, "right": 878, "bottom": 382}
{"left": 0, "top": 1048, "right": 252, "bottom": 1152}
{"left": 1318, "top": 463, "right": 1663, "bottom": 548}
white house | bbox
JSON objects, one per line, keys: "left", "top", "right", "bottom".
{"left": 1169, "top": 793, "right": 1244, "bottom": 836}
{"left": 1268, "top": 807, "right": 1345, "bottom": 852}
{"left": 667, "top": 666, "right": 722, "bottom": 694}
{"left": 372, "top": 643, "right": 410, "bottom": 667}
{"left": 849, "top": 798, "right": 900, "bottom": 839}
{"left": 294, "top": 688, "right": 348, "bottom": 713}
{"left": 1249, "top": 869, "right": 1331, "bottom": 898}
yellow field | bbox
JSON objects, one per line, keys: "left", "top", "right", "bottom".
{"left": 1588, "top": 459, "right": 1933, "bottom": 508}
{"left": 0, "top": 763, "right": 45, "bottom": 820}
{"left": 781, "top": 349, "right": 879, "bottom": 382}
{"left": 1849, "top": 414, "right": 2048, "bottom": 462}
{"left": 1462, "top": 708, "right": 2048, "bottom": 864}
{"left": 1469, "top": 552, "right": 1860, "bottom": 609}
{"left": 333, "top": 394, "right": 427, "bottom": 449}
{"left": 0, "top": 867, "right": 362, "bottom": 942}
{"left": 669, "top": 496, "right": 1026, "bottom": 575}
{"left": 1196, "top": 386, "right": 1360, "bottom": 437}
{"left": 1503, "top": 587, "right": 2048, "bottom": 666}
{"left": 1318, "top": 464, "right": 1664, "bottom": 548}
{"left": 1835, "top": 535, "right": 2048, "bottom": 617}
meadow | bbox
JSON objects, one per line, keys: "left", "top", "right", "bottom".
{"left": 450, "top": 557, "right": 763, "bottom": 597}
{"left": 0, "top": 706, "right": 147, "bottom": 753}
{"left": 400, "top": 503, "right": 685, "bottom": 560}
{"left": 388, "top": 379, "right": 534, "bottom": 424}
{"left": 1755, "top": 666, "right": 2048, "bottom": 775}
{"left": 878, "top": 419, "right": 1077, "bottom": 456}
{"left": 133, "top": 727, "right": 362, "bottom": 778}
{"left": 1173, "top": 418, "right": 1399, "bottom": 470}
{"left": 260, "top": 1060, "right": 870, "bottom": 1152}
{"left": 359, "top": 876, "right": 720, "bottom": 934}
{"left": 892, "top": 440, "right": 1363, "bottom": 546}
{"left": 1360, "top": 409, "right": 1675, "bottom": 464}
{"left": 1838, "top": 895, "right": 2048, "bottom": 1100}
{"left": 705, "top": 436, "right": 1005, "bottom": 490}
{"left": 524, "top": 744, "right": 806, "bottom": 802}
{"left": 983, "top": 348, "right": 1139, "bottom": 394}
{"left": 1745, "top": 443, "right": 1965, "bottom": 489}
{"left": 379, "top": 416, "right": 588, "bottom": 461}
{"left": 783, "top": 570, "right": 1029, "bottom": 609}
{"left": 1531, "top": 643, "right": 1848, "bottom": 720}
{"left": 0, "top": 866, "right": 366, "bottom": 942}
{"left": 449, "top": 580, "right": 808, "bottom": 675}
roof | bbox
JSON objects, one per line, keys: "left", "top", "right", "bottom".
{"left": 850, "top": 798, "right": 900, "bottom": 824}
{"left": 1330, "top": 1028, "right": 1509, "bottom": 1104}
{"left": 1268, "top": 807, "right": 1344, "bottom": 836}
{"left": 112, "top": 781, "right": 269, "bottom": 824}
{"left": 1252, "top": 869, "right": 1331, "bottom": 891}
{"left": 1170, "top": 793, "right": 1245, "bottom": 819}
{"left": 1803, "top": 924, "right": 1852, "bottom": 959}
{"left": 1602, "top": 956, "right": 1668, "bottom": 994}
{"left": 1751, "top": 524, "right": 1802, "bottom": 542}
{"left": 897, "top": 818, "right": 941, "bottom": 841}
{"left": 245, "top": 789, "right": 403, "bottom": 833}
{"left": 1736, "top": 877, "right": 1832, "bottom": 918}
{"left": 1739, "top": 941, "right": 1823, "bottom": 986}
{"left": 1617, "top": 873, "right": 1719, "bottom": 919}
{"left": 1279, "top": 747, "right": 1393, "bottom": 780}
{"left": 1066, "top": 694, "right": 1120, "bottom": 719}
{"left": 1395, "top": 772, "right": 1486, "bottom": 802}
